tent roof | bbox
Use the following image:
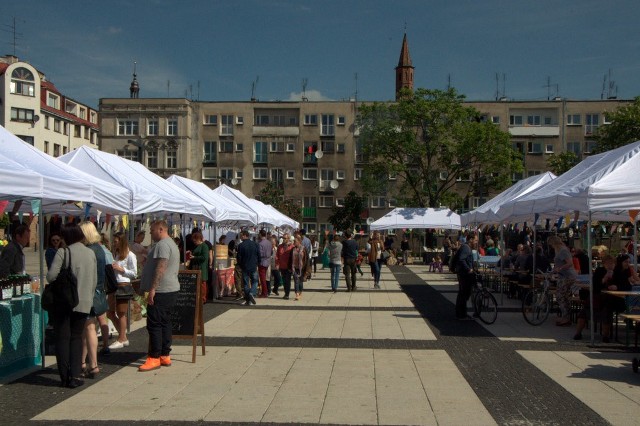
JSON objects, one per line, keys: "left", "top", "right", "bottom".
{"left": 503, "top": 141, "right": 640, "bottom": 219}
{"left": 166, "top": 175, "right": 257, "bottom": 225}
{"left": 59, "top": 146, "right": 220, "bottom": 220}
{"left": 370, "top": 207, "right": 461, "bottom": 231}
{"left": 461, "top": 172, "right": 556, "bottom": 225}
{"left": 212, "top": 184, "right": 297, "bottom": 228}
{"left": 0, "top": 125, "right": 131, "bottom": 214}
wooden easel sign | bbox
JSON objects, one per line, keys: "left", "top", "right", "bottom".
{"left": 171, "top": 270, "right": 205, "bottom": 363}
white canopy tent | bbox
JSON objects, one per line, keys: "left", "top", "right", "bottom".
{"left": 370, "top": 207, "right": 462, "bottom": 231}
{"left": 213, "top": 184, "right": 298, "bottom": 229}
{"left": 166, "top": 175, "right": 257, "bottom": 226}
{"left": 59, "top": 146, "right": 220, "bottom": 220}
{"left": 263, "top": 204, "right": 299, "bottom": 230}
{"left": 0, "top": 125, "right": 131, "bottom": 214}
{"left": 461, "top": 172, "right": 557, "bottom": 225}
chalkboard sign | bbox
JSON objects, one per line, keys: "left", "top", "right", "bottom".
{"left": 171, "top": 271, "right": 200, "bottom": 336}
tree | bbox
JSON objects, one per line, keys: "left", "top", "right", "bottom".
{"left": 546, "top": 151, "right": 578, "bottom": 175}
{"left": 594, "top": 97, "right": 640, "bottom": 153}
{"left": 327, "top": 191, "right": 366, "bottom": 232}
{"left": 258, "top": 180, "right": 302, "bottom": 224}
{"left": 358, "top": 87, "right": 522, "bottom": 209}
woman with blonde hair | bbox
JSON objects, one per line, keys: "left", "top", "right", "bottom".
{"left": 108, "top": 232, "right": 137, "bottom": 349}
{"left": 78, "top": 221, "right": 108, "bottom": 377}
{"left": 547, "top": 235, "right": 577, "bottom": 326}
{"left": 367, "top": 231, "right": 384, "bottom": 289}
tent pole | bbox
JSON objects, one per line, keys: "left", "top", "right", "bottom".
{"left": 38, "top": 206, "right": 45, "bottom": 370}
{"left": 588, "top": 212, "right": 594, "bottom": 345}
{"left": 634, "top": 217, "right": 638, "bottom": 271}
{"left": 500, "top": 223, "right": 505, "bottom": 306}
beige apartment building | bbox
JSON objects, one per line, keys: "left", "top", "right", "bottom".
{"left": 0, "top": 55, "right": 99, "bottom": 156}
{"left": 98, "top": 96, "right": 631, "bottom": 231}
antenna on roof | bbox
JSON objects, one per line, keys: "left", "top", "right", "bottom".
{"left": 495, "top": 73, "right": 507, "bottom": 100}
{"left": 167, "top": 80, "right": 170, "bottom": 97}
{"left": 543, "top": 76, "right": 559, "bottom": 100}
{"left": 603, "top": 68, "right": 617, "bottom": 99}
{"left": 354, "top": 72, "right": 358, "bottom": 103}
{"left": 0, "top": 17, "right": 24, "bottom": 57}
{"left": 251, "top": 75, "right": 259, "bottom": 101}
{"left": 302, "top": 78, "right": 308, "bottom": 101}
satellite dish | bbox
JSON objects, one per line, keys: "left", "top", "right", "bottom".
{"left": 32, "top": 115, "right": 40, "bottom": 123}
{"left": 366, "top": 217, "right": 374, "bottom": 225}
{"left": 231, "top": 178, "right": 239, "bottom": 186}
{"left": 314, "top": 150, "right": 324, "bottom": 159}
{"left": 329, "top": 179, "right": 339, "bottom": 190}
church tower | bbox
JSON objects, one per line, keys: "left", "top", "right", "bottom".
{"left": 395, "top": 33, "right": 414, "bottom": 100}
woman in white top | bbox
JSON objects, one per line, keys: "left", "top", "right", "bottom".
{"left": 107, "top": 232, "right": 137, "bottom": 349}
{"left": 310, "top": 235, "right": 320, "bottom": 277}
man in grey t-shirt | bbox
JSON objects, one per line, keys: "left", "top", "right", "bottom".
{"left": 139, "top": 220, "right": 180, "bottom": 372}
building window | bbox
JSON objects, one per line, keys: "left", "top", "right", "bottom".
{"left": 567, "top": 141, "right": 581, "bottom": 156}
{"left": 512, "top": 172, "right": 524, "bottom": 182}
{"left": 118, "top": 120, "right": 139, "bottom": 136}
{"left": 584, "top": 141, "right": 597, "bottom": 154}
{"left": 85, "top": 126, "right": 91, "bottom": 140}
{"left": 354, "top": 168, "right": 363, "bottom": 180}
{"left": 388, "top": 198, "right": 397, "bottom": 208}
{"left": 219, "top": 140, "right": 233, "bottom": 152}
{"left": 53, "top": 143, "right": 60, "bottom": 157}
{"left": 235, "top": 170, "right": 243, "bottom": 180}
{"left": 10, "top": 107, "right": 34, "bottom": 122}
{"left": 286, "top": 142, "right": 295, "bottom": 152}
{"left": 286, "top": 170, "right": 295, "bottom": 180}
{"left": 492, "top": 116, "right": 500, "bottom": 124}
{"left": 371, "top": 196, "right": 386, "bottom": 208}
{"left": 44, "top": 116, "right": 50, "bottom": 129}
{"left": 53, "top": 120, "right": 60, "bottom": 133}
{"left": 319, "top": 196, "right": 334, "bottom": 208}
{"left": 255, "top": 115, "right": 269, "bottom": 126}
{"left": 221, "top": 115, "right": 234, "bottom": 135}
{"left": 116, "top": 149, "right": 137, "bottom": 161}
{"left": 253, "top": 168, "right": 268, "bottom": 180}
{"left": 167, "top": 119, "right": 178, "bottom": 136}
{"left": 62, "top": 146, "right": 68, "bottom": 155}
{"left": 204, "top": 114, "right": 218, "bottom": 125}
{"left": 204, "top": 141, "right": 217, "bottom": 164}
{"left": 335, "top": 198, "right": 345, "bottom": 207}
{"left": 202, "top": 167, "right": 217, "bottom": 180}
{"left": 527, "top": 115, "right": 541, "bottom": 126}
{"left": 79, "top": 108, "right": 86, "bottom": 120}
{"left": 337, "top": 143, "right": 345, "bottom": 153}
{"left": 509, "top": 115, "right": 523, "bottom": 126}
{"left": 545, "top": 144, "right": 554, "bottom": 153}
{"left": 585, "top": 114, "right": 599, "bottom": 135}
{"left": 320, "top": 169, "right": 334, "bottom": 188}
{"left": 254, "top": 141, "right": 268, "bottom": 164}
{"left": 44, "top": 141, "right": 49, "bottom": 154}
{"left": 270, "top": 141, "right": 285, "bottom": 152}
{"left": 236, "top": 143, "right": 244, "bottom": 152}
{"left": 148, "top": 120, "right": 159, "bottom": 136}
{"left": 304, "top": 114, "right": 317, "bottom": 125}
{"left": 74, "top": 125, "right": 81, "bottom": 138}
{"left": 63, "top": 123, "right": 69, "bottom": 136}
{"left": 47, "top": 93, "right": 59, "bottom": 108}
{"left": 303, "top": 168, "right": 318, "bottom": 180}
{"left": 166, "top": 148, "right": 177, "bottom": 169}
{"left": 321, "top": 141, "right": 335, "bottom": 153}
{"left": 527, "top": 142, "right": 543, "bottom": 154}
{"left": 236, "top": 116, "right": 244, "bottom": 125}
{"left": 544, "top": 116, "right": 552, "bottom": 125}
{"left": 10, "top": 67, "right": 35, "bottom": 97}
{"left": 16, "top": 135, "right": 34, "bottom": 145}
{"left": 337, "top": 116, "right": 346, "bottom": 125}
{"left": 321, "top": 114, "right": 335, "bottom": 136}
{"left": 336, "top": 170, "right": 345, "bottom": 180}
{"left": 270, "top": 168, "right": 284, "bottom": 183}
{"left": 220, "top": 168, "right": 233, "bottom": 180}
{"left": 303, "top": 141, "right": 318, "bottom": 163}
{"left": 302, "top": 223, "right": 317, "bottom": 235}
{"left": 527, "top": 170, "right": 542, "bottom": 177}
{"left": 303, "top": 196, "right": 317, "bottom": 208}
{"left": 567, "top": 114, "right": 581, "bottom": 125}
{"left": 147, "top": 149, "right": 158, "bottom": 169}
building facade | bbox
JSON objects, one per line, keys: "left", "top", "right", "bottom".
{"left": 0, "top": 55, "right": 99, "bottom": 155}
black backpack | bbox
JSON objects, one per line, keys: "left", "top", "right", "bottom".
{"left": 42, "top": 248, "right": 79, "bottom": 312}
{"left": 449, "top": 248, "right": 461, "bottom": 273}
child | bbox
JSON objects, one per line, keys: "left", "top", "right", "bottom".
{"left": 356, "top": 252, "right": 364, "bottom": 277}
{"left": 430, "top": 254, "right": 444, "bottom": 273}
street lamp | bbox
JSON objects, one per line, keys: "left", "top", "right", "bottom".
{"left": 127, "top": 139, "right": 144, "bottom": 163}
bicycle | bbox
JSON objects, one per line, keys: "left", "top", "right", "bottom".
{"left": 471, "top": 273, "right": 498, "bottom": 324}
{"left": 522, "top": 270, "right": 554, "bottom": 325}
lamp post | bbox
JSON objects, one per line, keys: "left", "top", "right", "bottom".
{"left": 127, "top": 139, "right": 144, "bottom": 163}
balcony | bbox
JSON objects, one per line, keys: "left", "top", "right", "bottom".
{"left": 318, "top": 180, "right": 334, "bottom": 193}
{"left": 509, "top": 125, "right": 559, "bottom": 137}
{"left": 303, "top": 154, "right": 318, "bottom": 165}
{"left": 301, "top": 207, "right": 317, "bottom": 219}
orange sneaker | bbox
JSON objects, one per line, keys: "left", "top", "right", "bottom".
{"left": 160, "top": 355, "right": 172, "bottom": 367}
{"left": 138, "top": 357, "right": 161, "bottom": 372}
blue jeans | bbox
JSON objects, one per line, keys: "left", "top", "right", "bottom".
{"left": 293, "top": 268, "right": 304, "bottom": 294}
{"left": 370, "top": 261, "right": 381, "bottom": 284}
{"left": 242, "top": 269, "right": 259, "bottom": 301}
{"left": 330, "top": 263, "right": 341, "bottom": 290}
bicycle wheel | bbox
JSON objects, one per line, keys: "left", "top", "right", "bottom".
{"left": 522, "top": 289, "right": 551, "bottom": 325}
{"left": 475, "top": 291, "right": 498, "bottom": 324}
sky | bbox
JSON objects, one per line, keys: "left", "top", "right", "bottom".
{"left": 2, "top": 0, "right": 640, "bottom": 109}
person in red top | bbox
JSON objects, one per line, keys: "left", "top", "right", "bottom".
{"left": 276, "top": 233, "right": 294, "bottom": 300}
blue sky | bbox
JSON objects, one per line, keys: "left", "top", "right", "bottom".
{"left": 3, "top": 0, "right": 640, "bottom": 108}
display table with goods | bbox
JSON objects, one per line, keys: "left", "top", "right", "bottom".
{"left": 0, "top": 275, "right": 43, "bottom": 379}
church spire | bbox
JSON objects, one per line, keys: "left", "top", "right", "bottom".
{"left": 395, "top": 33, "right": 414, "bottom": 100}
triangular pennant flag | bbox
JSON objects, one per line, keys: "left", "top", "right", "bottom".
{"left": 629, "top": 210, "right": 640, "bottom": 223}
{"left": 0, "top": 200, "right": 8, "bottom": 216}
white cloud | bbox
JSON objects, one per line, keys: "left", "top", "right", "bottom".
{"left": 286, "top": 89, "right": 333, "bottom": 101}
{"left": 107, "top": 27, "right": 123, "bottom": 35}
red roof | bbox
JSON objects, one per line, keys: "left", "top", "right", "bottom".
{"left": 0, "top": 63, "right": 9, "bottom": 76}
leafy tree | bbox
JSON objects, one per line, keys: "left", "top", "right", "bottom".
{"left": 594, "top": 97, "right": 640, "bottom": 153}
{"left": 546, "top": 151, "right": 578, "bottom": 175}
{"left": 258, "top": 180, "right": 302, "bottom": 224}
{"left": 327, "top": 191, "right": 367, "bottom": 232}
{"left": 358, "top": 87, "right": 522, "bottom": 209}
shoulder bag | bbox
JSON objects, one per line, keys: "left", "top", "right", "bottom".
{"left": 41, "top": 248, "right": 79, "bottom": 312}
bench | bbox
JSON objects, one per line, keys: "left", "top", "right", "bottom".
{"left": 619, "top": 313, "right": 640, "bottom": 347}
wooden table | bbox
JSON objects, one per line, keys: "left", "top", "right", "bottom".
{"left": 602, "top": 291, "right": 640, "bottom": 345}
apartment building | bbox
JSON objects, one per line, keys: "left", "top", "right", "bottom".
{"left": 0, "top": 55, "right": 99, "bottom": 156}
